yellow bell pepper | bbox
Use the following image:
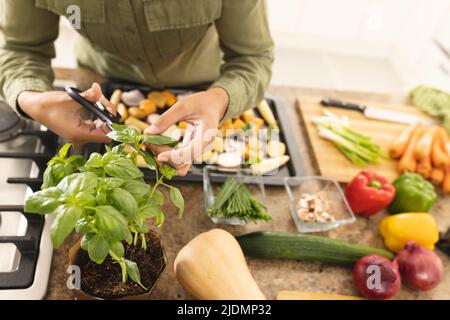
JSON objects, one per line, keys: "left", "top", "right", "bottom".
{"left": 379, "top": 213, "right": 439, "bottom": 253}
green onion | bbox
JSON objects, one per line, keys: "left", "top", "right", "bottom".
{"left": 208, "top": 178, "right": 271, "bottom": 222}
{"left": 313, "top": 111, "right": 385, "bottom": 167}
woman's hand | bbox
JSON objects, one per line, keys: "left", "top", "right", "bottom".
{"left": 18, "top": 83, "right": 116, "bottom": 145}
{"left": 144, "top": 87, "right": 228, "bottom": 176}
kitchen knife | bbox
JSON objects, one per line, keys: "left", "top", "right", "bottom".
{"left": 321, "top": 98, "right": 437, "bottom": 125}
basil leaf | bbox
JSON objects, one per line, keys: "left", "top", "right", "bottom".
{"left": 138, "top": 199, "right": 163, "bottom": 219}
{"left": 50, "top": 204, "right": 82, "bottom": 248}
{"left": 25, "top": 187, "right": 64, "bottom": 214}
{"left": 66, "top": 155, "right": 86, "bottom": 169}
{"left": 80, "top": 233, "right": 92, "bottom": 251}
{"left": 112, "top": 143, "right": 126, "bottom": 155}
{"left": 95, "top": 206, "right": 130, "bottom": 241}
{"left": 100, "top": 177, "right": 125, "bottom": 190}
{"left": 151, "top": 189, "right": 165, "bottom": 206}
{"left": 58, "top": 143, "right": 72, "bottom": 160}
{"left": 170, "top": 187, "right": 184, "bottom": 218}
{"left": 104, "top": 145, "right": 112, "bottom": 152}
{"left": 102, "top": 151, "right": 120, "bottom": 164}
{"left": 57, "top": 172, "right": 98, "bottom": 195}
{"left": 134, "top": 222, "right": 148, "bottom": 234}
{"left": 43, "top": 160, "right": 77, "bottom": 189}
{"left": 124, "top": 259, "right": 145, "bottom": 288}
{"left": 95, "top": 190, "right": 109, "bottom": 206}
{"left": 108, "top": 127, "right": 141, "bottom": 144}
{"left": 109, "top": 240, "right": 125, "bottom": 258}
{"left": 111, "top": 123, "right": 128, "bottom": 131}
{"left": 155, "top": 211, "right": 165, "bottom": 227}
{"left": 87, "top": 234, "right": 109, "bottom": 264}
{"left": 107, "top": 130, "right": 135, "bottom": 144}
{"left": 75, "top": 218, "right": 91, "bottom": 234}
{"left": 160, "top": 165, "right": 177, "bottom": 180}
{"left": 104, "top": 158, "right": 143, "bottom": 179}
{"left": 123, "top": 180, "right": 151, "bottom": 198}
{"left": 142, "top": 134, "right": 178, "bottom": 147}
{"left": 74, "top": 191, "right": 96, "bottom": 208}
{"left": 139, "top": 150, "right": 157, "bottom": 171}
{"left": 85, "top": 153, "right": 103, "bottom": 169}
{"left": 42, "top": 165, "right": 58, "bottom": 189}
{"left": 110, "top": 188, "right": 138, "bottom": 218}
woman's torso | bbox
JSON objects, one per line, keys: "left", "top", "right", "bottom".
{"left": 37, "top": 0, "right": 223, "bottom": 87}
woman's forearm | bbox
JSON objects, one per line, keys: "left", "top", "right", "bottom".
{"left": 0, "top": 0, "right": 59, "bottom": 114}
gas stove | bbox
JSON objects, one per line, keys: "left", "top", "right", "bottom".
{"left": 0, "top": 100, "right": 59, "bottom": 299}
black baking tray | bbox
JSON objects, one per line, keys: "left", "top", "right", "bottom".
{"left": 83, "top": 80, "right": 305, "bottom": 186}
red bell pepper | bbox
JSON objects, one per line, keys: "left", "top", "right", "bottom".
{"left": 345, "top": 170, "right": 396, "bottom": 218}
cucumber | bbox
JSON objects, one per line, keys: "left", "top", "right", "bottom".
{"left": 236, "top": 232, "right": 394, "bottom": 265}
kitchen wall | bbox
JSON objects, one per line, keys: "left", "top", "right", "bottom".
{"left": 268, "top": 0, "right": 450, "bottom": 94}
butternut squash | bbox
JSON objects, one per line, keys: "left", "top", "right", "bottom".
{"left": 174, "top": 229, "right": 266, "bottom": 300}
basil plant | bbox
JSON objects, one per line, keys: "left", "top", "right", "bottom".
{"left": 25, "top": 124, "right": 184, "bottom": 288}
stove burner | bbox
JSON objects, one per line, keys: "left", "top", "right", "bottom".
{"left": 0, "top": 206, "right": 44, "bottom": 289}
{"left": 0, "top": 101, "right": 27, "bottom": 142}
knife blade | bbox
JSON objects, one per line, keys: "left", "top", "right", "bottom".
{"left": 321, "top": 98, "right": 437, "bottom": 125}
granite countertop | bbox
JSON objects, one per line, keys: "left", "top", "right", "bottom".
{"left": 45, "top": 68, "right": 450, "bottom": 300}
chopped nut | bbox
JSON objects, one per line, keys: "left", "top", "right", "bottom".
{"left": 296, "top": 193, "right": 335, "bottom": 223}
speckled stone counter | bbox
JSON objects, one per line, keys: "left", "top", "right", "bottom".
{"left": 45, "top": 68, "right": 450, "bottom": 300}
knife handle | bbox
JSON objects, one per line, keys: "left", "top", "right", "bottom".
{"left": 321, "top": 98, "right": 366, "bottom": 113}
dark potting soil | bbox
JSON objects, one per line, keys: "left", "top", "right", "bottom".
{"left": 77, "top": 232, "right": 165, "bottom": 299}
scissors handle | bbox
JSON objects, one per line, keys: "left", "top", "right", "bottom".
{"left": 66, "top": 87, "right": 121, "bottom": 130}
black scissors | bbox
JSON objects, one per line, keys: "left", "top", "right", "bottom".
{"left": 66, "top": 87, "right": 122, "bottom": 130}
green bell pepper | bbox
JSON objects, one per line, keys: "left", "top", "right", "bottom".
{"left": 387, "top": 172, "right": 437, "bottom": 214}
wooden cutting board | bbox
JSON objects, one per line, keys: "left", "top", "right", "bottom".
{"left": 297, "top": 96, "right": 434, "bottom": 183}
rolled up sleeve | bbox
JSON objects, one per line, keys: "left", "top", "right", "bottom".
{"left": 211, "top": 0, "right": 274, "bottom": 120}
{"left": 0, "top": 0, "right": 59, "bottom": 115}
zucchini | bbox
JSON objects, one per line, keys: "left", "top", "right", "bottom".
{"left": 236, "top": 232, "right": 394, "bottom": 265}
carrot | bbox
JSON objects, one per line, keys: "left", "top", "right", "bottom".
{"left": 430, "top": 167, "right": 445, "bottom": 186}
{"left": 415, "top": 126, "right": 437, "bottom": 161}
{"left": 431, "top": 127, "right": 450, "bottom": 168}
{"left": 389, "top": 123, "right": 420, "bottom": 158}
{"left": 416, "top": 162, "right": 432, "bottom": 179}
{"left": 397, "top": 126, "right": 425, "bottom": 173}
{"left": 443, "top": 167, "right": 450, "bottom": 194}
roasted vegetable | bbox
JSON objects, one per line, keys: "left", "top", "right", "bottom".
{"left": 109, "top": 89, "right": 122, "bottom": 106}
{"left": 267, "top": 140, "right": 286, "bottom": 158}
{"left": 139, "top": 99, "right": 157, "bottom": 115}
{"left": 257, "top": 100, "right": 278, "bottom": 129}
{"left": 128, "top": 107, "right": 147, "bottom": 120}
{"left": 250, "top": 156, "right": 290, "bottom": 174}
{"left": 117, "top": 103, "right": 128, "bottom": 122}
{"left": 161, "top": 90, "right": 177, "bottom": 107}
{"left": 125, "top": 117, "right": 149, "bottom": 132}
{"left": 147, "top": 91, "right": 166, "bottom": 108}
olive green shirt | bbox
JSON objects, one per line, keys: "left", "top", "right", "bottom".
{"left": 0, "top": 0, "right": 274, "bottom": 120}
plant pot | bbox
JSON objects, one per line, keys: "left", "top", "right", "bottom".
{"left": 68, "top": 229, "right": 167, "bottom": 300}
